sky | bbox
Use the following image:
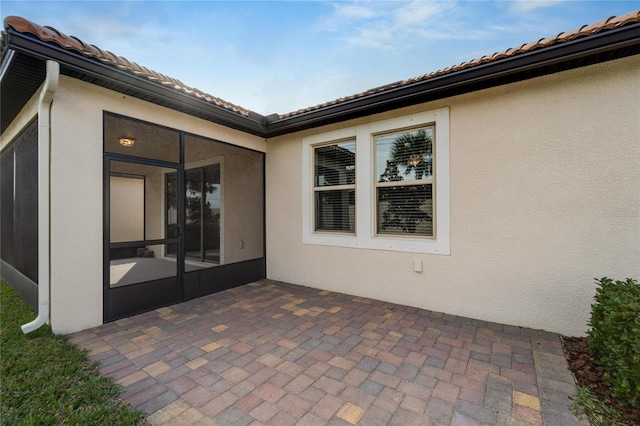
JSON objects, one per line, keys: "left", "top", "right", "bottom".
{"left": 1, "top": 1, "right": 637, "bottom": 115}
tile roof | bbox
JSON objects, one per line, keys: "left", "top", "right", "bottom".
{"left": 3, "top": 11, "right": 639, "bottom": 121}
{"left": 279, "top": 9, "right": 640, "bottom": 119}
{"left": 2, "top": 16, "right": 251, "bottom": 117}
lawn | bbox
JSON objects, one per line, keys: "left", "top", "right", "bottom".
{"left": 0, "top": 281, "right": 146, "bottom": 425}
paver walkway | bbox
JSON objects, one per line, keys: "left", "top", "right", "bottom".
{"left": 69, "top": 280, "right": 587, "bottom": 425}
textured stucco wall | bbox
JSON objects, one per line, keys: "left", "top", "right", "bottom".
{"left": 48, "top": 76, "right": 266, "bottom": 334}
{"left": 265, "top": 56, "right": 640, "bottom": 336}
{"left": 222, "top": 152, "right": 264, "bottom": 264}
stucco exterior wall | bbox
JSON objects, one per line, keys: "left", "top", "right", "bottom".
{"left": 49, "top": 76, "right": 266, "bottom": 334}
{"left": 265, "top": 56, "right": 640, "bottom": 336}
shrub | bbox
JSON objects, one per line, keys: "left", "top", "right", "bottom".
{"left": 587, "top": 277, "right": 640, "bottom": 409}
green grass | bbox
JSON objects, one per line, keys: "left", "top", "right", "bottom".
{"left": 572, "top": 386, "right": 626, "bottom": 426}
{"left": 0, "top": 281, "right": 146, "bottom": 425}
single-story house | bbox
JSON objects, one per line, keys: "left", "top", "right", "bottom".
{"left": 1, "top": 12, "right": 638, "bottom": 336}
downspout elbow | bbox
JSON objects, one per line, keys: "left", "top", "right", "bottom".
{"left": 22, "top": 60, "right": 59, "bottom": 334}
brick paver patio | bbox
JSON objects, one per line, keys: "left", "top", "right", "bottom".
{"left": 69, "top": 280, "right": 587, "bottom": 425}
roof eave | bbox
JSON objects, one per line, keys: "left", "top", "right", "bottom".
{"left": 4, "top": 22, "right": 638, "bottom": 139}
{"left": 4, "top": 29, "right": 268, "bottom": 137}
{"left": 265, "top": 23, "right": 640, "bottom": 137}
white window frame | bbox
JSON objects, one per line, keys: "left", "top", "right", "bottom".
{"left": 312, "top": 140, "right": 356, "bottom": 234}
{"left": 374, "top": 125, "right": 435, "bottom": 239}
{"left": 302, "top": 107, "right": 450, "bottom": 255}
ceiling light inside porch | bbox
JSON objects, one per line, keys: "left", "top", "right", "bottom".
{"left": 118, "top": 137, "right": 136, "bottom": 147}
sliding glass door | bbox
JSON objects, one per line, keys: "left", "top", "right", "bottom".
{"left": 166, "top": 164, "right": 221, "bottom": 264}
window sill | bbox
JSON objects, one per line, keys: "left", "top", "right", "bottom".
{"left": 303, "top": 233, "right": 449, "bottom": 255}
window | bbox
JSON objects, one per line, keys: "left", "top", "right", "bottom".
{"left": 302, "top": 108, "right": 450, "bottom": 254}
{"left": 375, "top": 127, "right": 434, "bottom": 237}
{"left": 314, "top": 141, "right": 356, "bottom": 233}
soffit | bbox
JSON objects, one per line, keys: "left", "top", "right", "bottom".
{"left": 0, "top": 52, "right": 44, "bottom": 133}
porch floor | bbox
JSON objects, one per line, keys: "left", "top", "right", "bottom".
{"left": 69, "top": 280, "right": 587, "bottom": 425}
{"left": 110, "top": 257, "right": 209, "bottom": 287}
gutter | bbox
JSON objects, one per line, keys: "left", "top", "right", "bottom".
{"left": 21, "top": 60, "right": 58, "bottom": 333}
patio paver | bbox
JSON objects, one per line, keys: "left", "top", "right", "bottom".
{"left": 69, "top": 280, "right": 588, "bottom": 425}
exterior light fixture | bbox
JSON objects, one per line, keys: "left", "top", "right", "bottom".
{"left": 119, "top": 137, "right": 136, "bottom": 147}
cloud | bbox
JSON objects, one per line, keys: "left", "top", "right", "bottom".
{"left": 508, "top": 0, "right": 566, "bottom": 13}
{"left": 322, "top": 0, "right": 493, "bottom": 51}
{"left": 333, "top": 3, "right": 377, "bottom": 19}
{"left": 343, "top": 26, "right": 394, "bottom": 49}
{"left": 64, "top": 19, "right": 151, "bottom": 45}
{"left": 394, "top": 1, "right": 448, "bottom": 25}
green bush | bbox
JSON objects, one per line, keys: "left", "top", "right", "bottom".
{"left": 587, "top": 277, "right": 640, "bottom": 409}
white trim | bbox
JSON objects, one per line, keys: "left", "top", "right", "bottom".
{"left": 302, "top": 108, "right": 450, "bottom": 255}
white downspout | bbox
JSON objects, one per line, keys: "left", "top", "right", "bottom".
{"left": 22, "top": 60, "right": 59, "bottom": 334}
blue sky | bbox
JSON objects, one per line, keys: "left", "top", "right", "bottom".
{"left": 2, "top": 1, "right": 637, "bottom": 114}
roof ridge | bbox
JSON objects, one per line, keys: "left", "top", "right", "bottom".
{"left": 3, "top": 15, "right": 251, "bottom": 117}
